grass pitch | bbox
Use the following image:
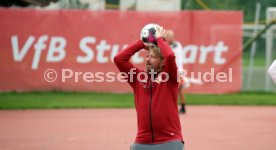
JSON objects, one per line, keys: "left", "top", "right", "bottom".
{"left": 0, "top": 91, "right": 275, "bottom": 109}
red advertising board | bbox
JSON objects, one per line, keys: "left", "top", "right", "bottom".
{"left": 0, "top": 9, "right": 242, "bottom": 93}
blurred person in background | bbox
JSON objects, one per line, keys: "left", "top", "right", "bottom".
{"left": 165, "top": 29, "right": 187, "bottom": 114}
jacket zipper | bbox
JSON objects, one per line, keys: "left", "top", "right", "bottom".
{"left": 149, "top": 81, "right": 154, "bottom": 142}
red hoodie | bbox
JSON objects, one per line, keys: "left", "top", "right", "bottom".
{"left": 114, "top": 37, "right": 184, "bottom": 144}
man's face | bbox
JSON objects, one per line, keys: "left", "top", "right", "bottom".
{"left": 146, "top": 49, "right": 164, "bottom": 72}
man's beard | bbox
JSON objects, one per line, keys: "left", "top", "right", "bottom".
{"left": 146, "top": 64, "right": 162, "bottom": 73}
{"left": 146, "top": 64, "right": 153, "bottom": 72}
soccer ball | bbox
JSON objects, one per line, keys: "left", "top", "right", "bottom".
{"left": 140, "top": 23, "right": 161, "bottom": 45}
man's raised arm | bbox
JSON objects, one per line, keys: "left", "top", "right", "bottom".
{"left": 114, "top": 40, "right": 145, "bottom": 72}
{"left": 114, "top": 40, "right": 145, "bottom": 86}
{"left": 156, "top": 28, "right": 178, "bottom": 84}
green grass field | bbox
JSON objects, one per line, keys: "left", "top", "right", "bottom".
{"left": 0, "top": 91, "right": 275, "bottom": 109}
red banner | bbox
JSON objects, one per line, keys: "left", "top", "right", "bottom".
{"left": 0, "top": 9, "right": 242, "bottom": 93}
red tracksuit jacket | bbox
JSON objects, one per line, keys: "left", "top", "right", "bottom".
{"left": 114, "top": 37, "right": 184, "bottom": 144}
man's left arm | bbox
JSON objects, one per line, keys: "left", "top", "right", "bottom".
{"left": 156, "top": 37, "right": 178, "bottom": 84}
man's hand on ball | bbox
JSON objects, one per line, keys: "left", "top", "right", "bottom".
{"left": 155, "top": 26, "right": 166, "bottom": 38}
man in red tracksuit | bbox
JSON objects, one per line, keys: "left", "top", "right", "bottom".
{"left": 114, "top": 27, "right": 184, "bottom": 150}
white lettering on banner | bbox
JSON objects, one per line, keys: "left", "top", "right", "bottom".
{"left": 183, "top": 41, "right": 229, "bottom": 65}
{"left": 11, "top": 35, "right": 66, "bottom": 70}
{"left": 182, "top": 45, "right": 197, "bottom": 64}
{"left": 77, "top": 38, "right": 137, "bottom": 64}
{"left": 33, "top": 35, "right": 48, "bottom": 69}
{"left": 199, "top": 45, "right": 213, "bottom": 64}
{"left": 11, "top": 35, "right": 35, "bottom": 61}
{"left": 10, "top": 36, "right": 230, "bottom": 70}
{"left": 110, "top": 44, "right": 120, "bottom": 63}
{"left": 96, "top": 40, "right": 110, "bottom": 63}
{"left": 77, "top": 37, "right": 96, "bottom": 63}
{"left": 214, "top": 41, "right": 228, "bottom": 64}
{"left": 46, "top": 37, "right": 66, "bottom": 62}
